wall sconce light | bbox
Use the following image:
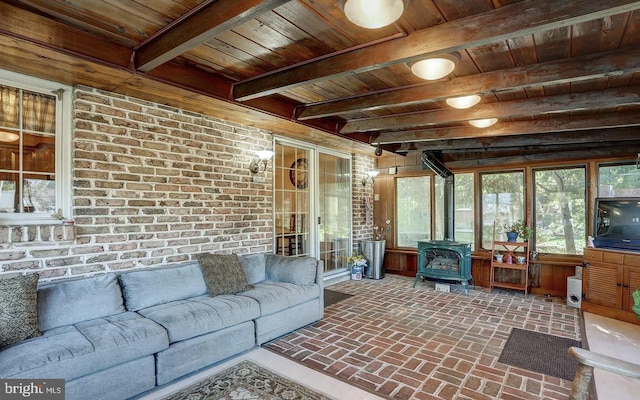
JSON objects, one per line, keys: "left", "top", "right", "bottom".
{"left": 249, "top": 150, "right": 274, "bottom": 182}
{"left": 340, "top": 0, "right": 410, "bottom": 29}
{"left": 469, "top": 118, "right": 498, "bottom": 128}
{"left": 362, "top": 170, "right": 380, "bottom": 187}
{"left": 410, "top": 53, "right": 460, "bottom": 81}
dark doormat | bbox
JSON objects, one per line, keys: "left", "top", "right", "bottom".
{"left": 498, "top": 328, "right": 581, "bottom": 381}
{"left": 324, "top": 289, "right": 354, "bottom": 308}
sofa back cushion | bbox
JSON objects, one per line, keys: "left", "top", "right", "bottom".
{"left": 265, "top": 254, "right": 317, "bottom": 285}
{"left": 238, "top": 253, "right": 266, "bottom": 285}
{"left": 119, "top": 262, "right": 207, "bottom": 311}
{"left": 38, "top": 273, "right": 125, "bottom": 331}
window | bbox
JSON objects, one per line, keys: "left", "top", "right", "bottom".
{"left": 480, "top": 171, "right": 524, "bottom": 248}
{"left": 433, "top": 173, "right": 475, "bottom": 248}
{"left": 434, "top": 175, "right": 444, "bottom": 240}
{"left": 454, "top": 173, "right": 474, "bottom": 248}
{"left": 396, "top": 176, "right": 430, "bottom": 247}
{"left": 534, "top": 167, "right": 586, "bottom": 255}
{"left": 598, "top": 163, "right": 640, "bottom": 197}
{"left": 0, "top": 70, "right": 71, "bottom": 224}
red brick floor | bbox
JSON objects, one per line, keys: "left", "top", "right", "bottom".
{"left": 264, "top": 275, "right": 580, "bottom": 400}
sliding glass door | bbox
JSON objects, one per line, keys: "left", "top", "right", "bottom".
{"left": 318, "top": 152, "right": 351, "bottom": 275}
{"left": 274, "top": 140, "right": 352, "bottom": 277}
{"left": 274, "top": 143, "right": 310, "bottom": 257}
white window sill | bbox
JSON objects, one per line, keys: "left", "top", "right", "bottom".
{"left": 0, "top": 223, "right": 75, "bottom": 244}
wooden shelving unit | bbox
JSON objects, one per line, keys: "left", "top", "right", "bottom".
{"left": 490, "top": 223, "right": 530, "bottom": 296}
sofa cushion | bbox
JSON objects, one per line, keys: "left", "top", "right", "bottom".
{"left": 238, "top": 281, "right": 320, "bottom": 316}
{"left": 265, "top": 254, "right": 317, "bottom": 285}
{"left": 118, "top": 263, "right": 207, "bottom": 311}
{"left": 0, "top": 312, "right": 168, "bottom": 380}
{"left": 197, "top": 253, "right": 253, "bottom": 296}
{"left": 38, "top": 273, "right": 125, "bottom": 332}
{"left": 0, "top": 274, "right": 41, "bottom": 348}
{"left": 238, "top": 253, "right": 266, "bottom": 285}
{"left": 137, "top": 295, "right": 260, "bottom": 343}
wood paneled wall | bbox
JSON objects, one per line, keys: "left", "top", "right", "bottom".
{"left": 374, "top": 162, "right": 586, "bottom": 298}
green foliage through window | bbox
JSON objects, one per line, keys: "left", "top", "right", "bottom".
{"left": 534, "top": 167, "right": 586, "bottom": 255}
{"left": 396, "top": 176, "right": 430, "bottom": 247}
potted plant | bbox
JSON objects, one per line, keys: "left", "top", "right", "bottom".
{"left": 503, "top": 220, "right": 533, "bottom": 242}
{"left": 347, "top": 252, "right": 367, "bottom": 280}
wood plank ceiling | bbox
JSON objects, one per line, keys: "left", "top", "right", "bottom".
{"left": 2, "top": 0, "right": 640, "bottom": 165}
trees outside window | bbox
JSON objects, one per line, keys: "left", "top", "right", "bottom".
{"left": 480, "top": 171, "right": 524, "bottom": 249}
{"left": 396, "top": 176, "right": 430, "bottom": 247}
{"left": 534, "top": 167, "right": 586, "bottom": 255}
{"left": 455, "top": 173, "right": 474, "bottom": 247}
{"left": 598, "top": 163, "right": 640, "bottom": 197}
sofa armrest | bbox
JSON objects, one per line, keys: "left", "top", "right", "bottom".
{"left": 568, "top": 346, "right": 640, "bottom": 400}
{"left": 265, "top": 254, "right": 321, "bottom": 286}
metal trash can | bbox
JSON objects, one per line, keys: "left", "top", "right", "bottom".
{"left": 360, "top": 240, "right": 385, "bottom": 279}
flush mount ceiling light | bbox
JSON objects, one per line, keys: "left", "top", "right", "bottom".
{"left": 410, "top": 53, "right": 460, "bottom": 81}
{"left": 340, "top": 0, "right": 410, "bottom": 29}
{"left": 469, "top": 118, "right": 498, "bottom": 128}
{"left": 0, "top": 130, "right": 19, "bottom": 142}
{"left": 446, "top": 95, "right": 481, "bottom": 109}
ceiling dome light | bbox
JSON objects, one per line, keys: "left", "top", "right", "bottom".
{"left": 446, "top": 95, "right": 481, "bottom": 109}
{"left": 340, "top": 0, "right": 409, "bottom": 29}
{"left": 469, "top": 118, "right": 498, "bottom": 128}
{"left": 0, "top": 131, "right": 19, "bottom": 142}
{"left": 410, "top": 53, "right": 460, "bottom": 81}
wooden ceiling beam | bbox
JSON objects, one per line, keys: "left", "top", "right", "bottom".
{"left": 445, "top": 146, "right": 640, "bottom": 169}
{"left": 232, "top": 0, "right": 640, "bottom": 101}
{"left": 296, "top": 46, "right": 640, "bottom": 120}
{"left": 371, "top": 112, "right": 640, "bottom": 144}
{"left": 344, "top": 86, "right": 640, "bottom": 133}
{"left": 407, "top": 128, "right": 640, "bottom": 152}
{"left": 135, "top": 0, "right": 291, "bottom": 72}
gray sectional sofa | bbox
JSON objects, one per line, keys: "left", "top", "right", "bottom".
{"left": 0, "top": 253, "right": 324, "bottom": 400}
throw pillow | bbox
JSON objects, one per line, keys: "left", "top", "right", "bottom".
{"left": 197, "top": 253, "right": 253, "bottom": 296}
{"left": 0, "top": 273, "right": 42, "bottom": 348}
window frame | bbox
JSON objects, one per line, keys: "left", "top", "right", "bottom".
{"left": 0, "top": 69, "right": 72, "bottom": 225}
{"left": 395, "top": 174, "right": 432, "bottom": 248}
{"left": 479, "top": 169, "right": 526, "bottom": 250}
{"left": 596, "top": 161, "right": 640, "bottom": 198}
{"left": 532, "top": 164, "right": 587, "bottom": 255}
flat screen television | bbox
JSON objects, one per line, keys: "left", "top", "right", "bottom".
{"left": 594, "top": 197, "right": 640, "bottom": 251}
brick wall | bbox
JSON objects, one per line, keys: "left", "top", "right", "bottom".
{"left": 352, "top": 153, "right": 376, "bottom": 252}
{"left": 0, "top": 86, "right": 376, "bottom": 281}
{"left": 0, "top": 86, "right": 274, "bottom": 279}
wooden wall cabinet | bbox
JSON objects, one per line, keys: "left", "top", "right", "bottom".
{"left": 582, "top": 247, "right": 640, "bottom": 325}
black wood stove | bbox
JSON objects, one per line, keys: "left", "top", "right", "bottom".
{"left": 413, "top": 240, "right": 474, "bottom": 294}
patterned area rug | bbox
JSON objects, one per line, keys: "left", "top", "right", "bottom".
{"left": 162, "top": 360, "right": 333, "bottom": 400}
{"left": 498, "top": 328, "right": 581, "bottom": 381}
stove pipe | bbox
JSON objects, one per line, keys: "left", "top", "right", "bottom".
{"left": 422, "top": 151, "right": 455, "bottom": 240}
